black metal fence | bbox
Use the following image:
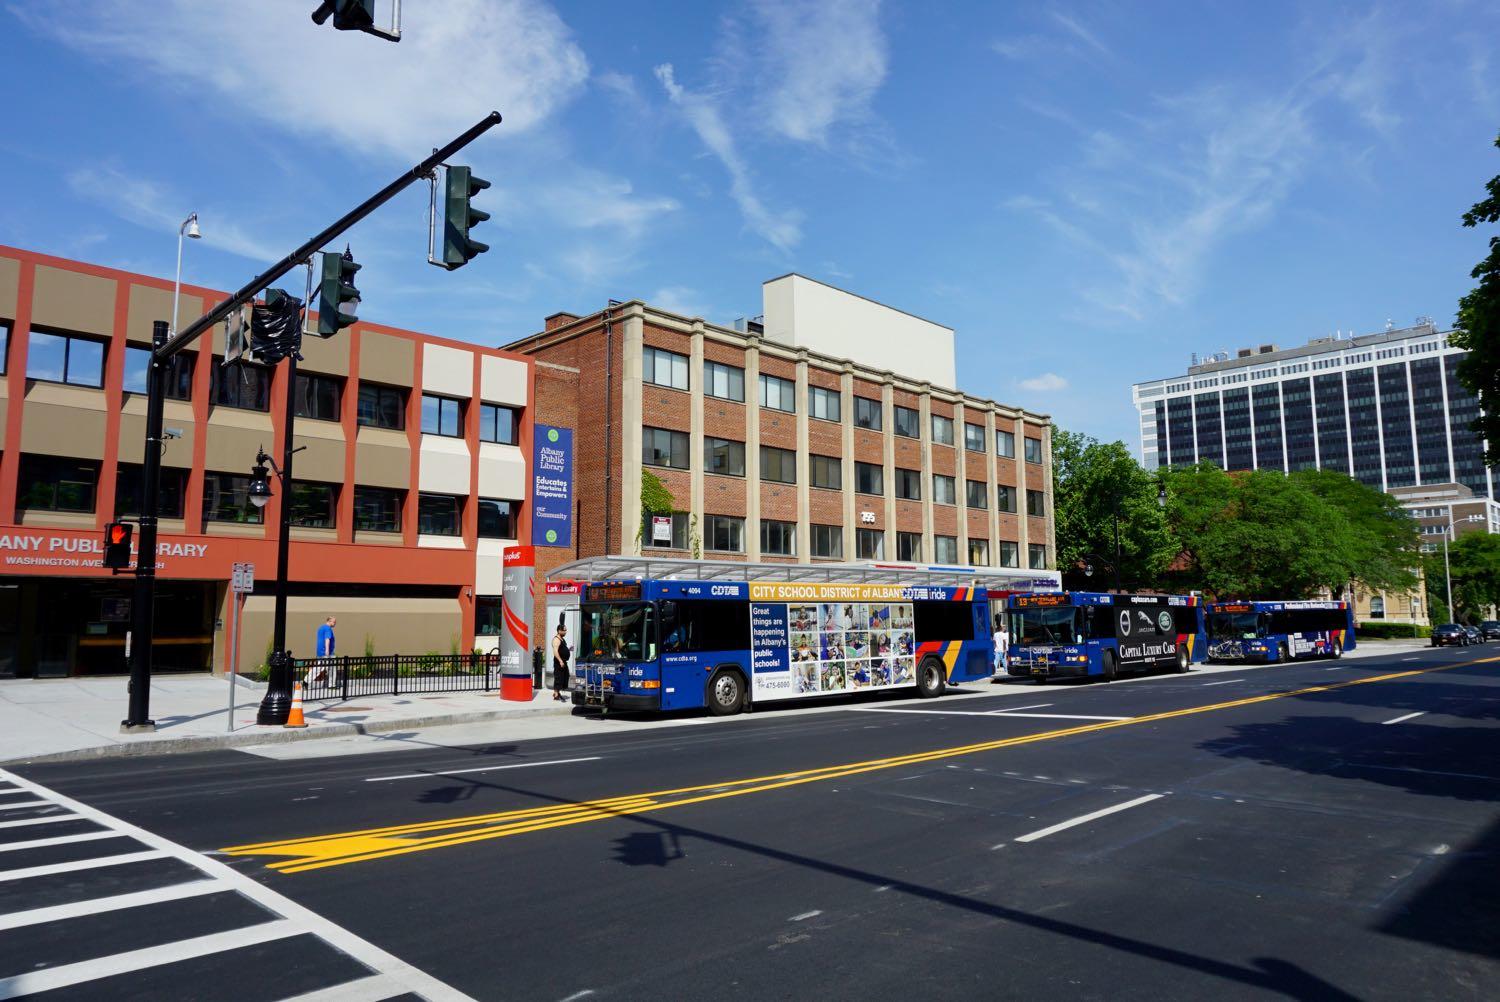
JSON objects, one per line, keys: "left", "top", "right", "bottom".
{"left": 293, "top": 652, "right": 501, "bottom": 701}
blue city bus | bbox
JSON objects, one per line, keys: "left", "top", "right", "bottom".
{"left": 560, "top": 558, "right": 1059, "bottom": 715}
{"left": 1003, "top": 592, "right": 1207, "bottom": 683}
{"left": 1204, "top": 600, "right": 1355, "bottom": 663}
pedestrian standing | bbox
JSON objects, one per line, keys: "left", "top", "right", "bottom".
{"left": 550, "top": 622, "right": 571, "bottom": 701}
{"left": 308, "top": 617, "right": 337, "bottom": 687}
{"left": 992, "top": 615, "right": 1009, "bottom": 678}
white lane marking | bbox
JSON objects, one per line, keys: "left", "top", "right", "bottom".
{"left": 363, "top": 756, "right": 602, "bottom": 783}
{"left": 1348, "top": 764, "right": 1500, "bottom": 781}
{"left": 557, "top": 991, "right": 597, "bottom": 1002}
{"left": 0, "top": 799, "right": 49, "bottom": 812}
{"left": 1382, "top": 711, "right": 1427, "bottom": 725}
{"left": 850, "top": 708, "right": 1129, "bottom": 720}
{"left": 0, "top": 919, "right": 302, "bottom": 998}
{"left": 0, "top": 879, "right": 223, "bottom": 933}
{"left": 1200, "top": 680, "right": 1243, "bottom": 686}
{"left": 1014, "top": 793, "right": 1167, "bottom": 844}
{"left": 0, "top": 830, "right": 125, "bottom": 854}
{"left": 789, "top": 910, "right": 822, "bottom": 922}
{"left": 280, "top": 974, "right": 410, "bottom": 1002}
{"left": 0, "top": 789, "right": 31, "bottom": 798}
{"left": 0, "top": 849, "right": 168, "bottom": 883}
{"left": 0, "top": 813, "right": 76, "bottom": 831}
{"left": 980, "top": 712, "right": 1132, "bottom": 721}
{"left": 1402, "top": 657, "right": 1420, "bottom": 662}
{"left": 0, "top": 768, "right": 476, "bottom": 1002}
{"left": 985, "top": 703, "right": 1054, "bottom": 714}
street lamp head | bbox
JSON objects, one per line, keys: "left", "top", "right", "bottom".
{"left": 1157, "top": 483, "right": 1168, "bottom": 509}
{"left": 248, "top": 458, "right": 273, "bottom": 508}
{"left": 183, "top": 213, "right": 201, "bottom": 239}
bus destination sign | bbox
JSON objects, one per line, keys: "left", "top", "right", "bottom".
{"left": 1012, "top": 593, "right": 1068, "bottom": 608}
{"left": 584, "top": 583, "right": 643, "bottom": 603}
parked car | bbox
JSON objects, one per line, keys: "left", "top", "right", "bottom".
{"left": 1464, "top": 625, "right": 1484, "bottom": 645}
{"left": 1431, "top": 623, "right": 1469, "bottom": 647}
{"left": 1480, "top": 620, "right": 1500, "bottom": 641}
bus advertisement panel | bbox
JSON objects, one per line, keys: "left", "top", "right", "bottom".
{"left": 1003, "top": 592, "right": 1206, "bottom": 683}
{"left": 1205, "top": 600, "right": 1355, "bottom": 663}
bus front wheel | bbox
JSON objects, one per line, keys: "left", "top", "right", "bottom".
{"left": 917, "top": 658, "right": 947, "bottom": 698}
{"left": 1101, "top": 650, "right": 1118, "bottom": 682}
{"left": 707, "top": 669, "right": 745, "bottom": 716}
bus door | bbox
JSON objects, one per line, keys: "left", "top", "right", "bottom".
{"left": 580, "top": 601, "right": 657, "bottom": 705}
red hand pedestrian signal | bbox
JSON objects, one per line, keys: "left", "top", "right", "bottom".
{"left": 104, "top": 521, "right": 134, "bottom": 572}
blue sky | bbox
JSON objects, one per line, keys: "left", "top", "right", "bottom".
{"left": 2, "top": 1, "right": 1497, "bottom": 443}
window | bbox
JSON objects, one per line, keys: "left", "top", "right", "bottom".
{"left": 996, "top": 429, "right": 1015, "bottom": 458}
{"left": 358, "top": 383, "right": 405, "bottom": 430}
{"left": 761, "top": 445, "right": 796, "bottom": 484}
{"left": 855, "top": 461, "right": 883, "bottom": 496}
{"left": 354, "top": 486, "right": 403, "bottom": 533}
{"left": 644, "top": 346, "right": 688, "bottom": 390}
{"left": 897, "top": 531, "right": 922, "bottom": 562}
{"left": 705, "top": 437, "right": 745, "bottom": 477}
{"left": 479, "top": 403, "right": 520, "bottom": 445}
{"left": 290, "top": 482, "right": 337, "bottom": 528}
{"left": 202, "top": 472, "right": 262, "bottom": 524}
{"left": 810, "top": 454, "right": 841, "bottom": 490}
{"left": 418, "top": 493, "right": 461, "bottom": 536}
{"left": 853, "top": 397, "right": 882, "bottom": 430}
{"left": 893, "top": 405, "right": 920, "bottom": 439}
{"left": 478, "top": 498, "right": 518, "bottom": 539}
{"left": 857, "top": 527, "right": 885, "bottom": 559}
{"left": 1026, "top": 489, "right": 1046, "bottom": 517}
{"left": 996, "top": 485, "right": 1016, "bottom": 513}
{"left": 476, "top": 596, "right": 503, "bottom": 637}
{"left": 966, "top": 480, "right": 987, "bottom": 509}
{"left": 759, "top": 373, "right": 795, "bottom": 412}
{"left": 643, "top": 510, "right": 690, "bottom": 549}
{"left": 931, "top": 414, "right": 954, "bottom": 446}
{"left": 895, "top": 467, "right": 921, "bottom": 500}
{"left": 0, "top": 323, "right": 7, "bottom": 374}
{"left": 761, "top": 519, "right": 796, "bottom": 556}
{"left": 115, "top": 465, "right": 187, "bottom": 519}
{"left": 26, "top": 330, "right": 104, "bottom": 388}
{"left": 932, "top": 474, "right": 956, "bottom": 505}
{"left": 213, "top": 361, "right": 271, "bottom": 411}
{"left": 295, "top": 372, "right": 343, "bottom": 421}
{"left": 935, "top": 535, "right": 959, "bottom": 564}
{"left": 811, "top": 523, "right": 843, "bottom": 558}
{"left": 644, "top": 427, "right": 690, "bottom": 469}
{"left": 964, "top": 422, "right": 985, "bottom": 452}
{"left": 124, "top": 346, "right": 194, "bottom": 400}
{"left": 422, "top": 395, "right": 463, "bottom": 437}
{"left": 705, "top": 515, "right": 745, "bottom": 552}
{"left": 1028, "top": 543, "right": 1048, "bottom": 569}
{"left": 705, "top": 360, "right": 745, "bottom": 401}
{"left": 999, "top": 542, "right": 1020, "bottom": 567}
{"left": 968, "top": 539, "right": 989, "bottom": 566}
{"left": 17, "top": 455, "right": 99, "bottom": 512}
{"left": 1369, "top": 595, "right": 1385, "bottom": 620}
{"left": 809, "top": 386, "right": 841, "bottom": 422}
{"left": 1024, "top": 436, "right": 1043, "bottom": 464}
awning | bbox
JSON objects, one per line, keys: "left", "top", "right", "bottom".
{"left": 544, "top": 554, "right": 1061, "bottom": 591}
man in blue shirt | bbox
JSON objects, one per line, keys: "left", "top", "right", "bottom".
{"left": 308, "top": 617, "right": 337, "bottom": 686}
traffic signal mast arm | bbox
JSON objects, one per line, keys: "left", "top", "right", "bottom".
{"left": 153, "top": 110, "right": 501, "bottom": 363}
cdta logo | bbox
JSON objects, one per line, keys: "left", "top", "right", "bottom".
{"left": 547, "top": 428, "right": 559, "bottom": 443}
{"left": 545, "top": 529, "right": 558, "bottom": 543}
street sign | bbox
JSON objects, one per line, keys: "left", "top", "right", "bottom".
{"left": 231, "top": 562, "right": 255, "bottom": 594}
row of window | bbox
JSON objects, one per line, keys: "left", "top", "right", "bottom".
{"left": 643, "top": 508, "right": 1048, "bottom": 566}
{"left": 13, "top": 454, "right": 520, "bottom": 537}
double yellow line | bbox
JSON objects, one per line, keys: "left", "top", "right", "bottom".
{"left": 225, "top": 655, "right": 1496, "bottom": 874}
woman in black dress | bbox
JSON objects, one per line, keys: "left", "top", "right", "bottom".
{"left": 550, "top": 623, "right": 571, "bottom": 701}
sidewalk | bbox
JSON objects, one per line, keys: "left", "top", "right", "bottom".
{"left": 0, "top": 674, "right": 573, "bottom": 766}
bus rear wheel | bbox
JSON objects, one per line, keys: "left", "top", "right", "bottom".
{"left": 917, "top": 658, "right": 947, "bottom": 698}
{"left": 707, "top": 669, "right": 745, "bottom": 716}
{"left": 1174, "top": 646, "right": 1191, "bottom": 674}
{"left": 1330, "top": 638, "right": 1343, "bottom": 659}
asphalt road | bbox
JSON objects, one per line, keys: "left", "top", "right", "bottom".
{"left": 5, "top": 644, "right": 1500, "bottom": 1001}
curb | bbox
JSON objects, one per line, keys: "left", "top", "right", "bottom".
{"left": 1, "top": 700, "right": 576, "bottom": 768}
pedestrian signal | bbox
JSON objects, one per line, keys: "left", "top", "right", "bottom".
{"left": 104, "top": 522, "right": 133, "bottom": 572}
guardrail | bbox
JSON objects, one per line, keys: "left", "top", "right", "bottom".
{"left": 293, "top": 652, "right": 500, "bottom": 701}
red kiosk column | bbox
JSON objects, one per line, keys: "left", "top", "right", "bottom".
{"left": 500, "top": 544, "right": 535, "bottom": 701}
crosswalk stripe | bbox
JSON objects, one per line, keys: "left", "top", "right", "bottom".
{"left": 0, "top": 879, "right": 224, "bottom": 932}
{"left": 279, "top": 973, "right": 408, "bottom": 1002}
{"left": 0, "top": 813, "right": 77, "bottom": 830}
{"left": 0, "top": 849, "right": 168, "bottom": 883}
{"left": 0, "top": 800, "right": 49, "bottom": 812}
{"left": 0, "top": 918, "right": 302, "bottom": 999}
{"left": 0, "top": 830, "right": 126, "bottom": 854}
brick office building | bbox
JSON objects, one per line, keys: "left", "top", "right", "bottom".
{"left": 511, "top": 274, "right": 1056, "bottom": 615}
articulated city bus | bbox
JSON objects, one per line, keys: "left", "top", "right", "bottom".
{"left": 552, "top": 557, "right": 1060, "bottom": 716}
{"left": 1003, "top": 592, "right": 1206, "bottom": 683}
{"left": 1204, "top": 600, "right": 1355, "bottom": 663}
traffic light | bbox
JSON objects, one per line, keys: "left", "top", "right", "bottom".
{"left": 310, "top": 0, "right": 374, "bottom": 31}
{"left": 250, "top": 289, "right": 305, "bottom": 363}
{"left": 441, "top": 166, "right": 491, "bottom": 270}
{"left": 316, "top": 247, "right": 361, "bottom": 337}
{"left": 104, "top": 522, "right": 133, "bottom": 572}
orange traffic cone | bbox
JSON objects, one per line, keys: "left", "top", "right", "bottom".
{"left": 285, "top": 681, "right": 308, "bottom": 729}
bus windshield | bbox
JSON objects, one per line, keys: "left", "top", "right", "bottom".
{"left": 1011, "top": 606, "right": 1078, "bottom": 646}
{"left": 1208, "top": 612, "right": 1260, "bottom": 640}
{"left": 581, "top": 602, "right": 656, "bottom": 661}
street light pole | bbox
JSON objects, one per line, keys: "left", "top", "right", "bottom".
{"left": 1111, "top": 497, "right": 1122, "bottom": 593}
{"left": 171, "top": 213, "right": 200, "bottom": 338}
{"left": 256, "top": 351, "right": 302, "bottom": 725}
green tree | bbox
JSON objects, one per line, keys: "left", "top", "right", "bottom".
{"left": 1453, "top": 131, "right": 1500, "bottom": 464}
{"left": 1051, "top": 430, "right": 1174, "bottom": 589}
{"left": 1435, "top": 532, "right": 1500, "bottom": 622}
{"left": 1290, "top": 468, "right": 1419, "bottom": 594}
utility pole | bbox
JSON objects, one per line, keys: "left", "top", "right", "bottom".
{"left": 124, "top": 111, "right": 502, "bottom": 725}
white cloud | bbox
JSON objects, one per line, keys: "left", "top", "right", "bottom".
{"left": 530, "top": 171, "right": 679, "bottom": 238}
{"left": 650, "top": 286, "right": 710, "bottom": 319}
{"left": 655, "top": 63, "right": 803, "bottom": 252}
{"left": 1019, "top": 372, "right": 1069, "bottom": 392}
{"left": 1047, "top": 10, "right": 1111, "bottom": 59}
{"left": 16, "top": 0, "right": 589, "bottom": 159}
{"left": 749, "top": 0, "right": 888, "bottom": 145}
{"left": 67, "top": 164, "right": 282, "bottom": 262}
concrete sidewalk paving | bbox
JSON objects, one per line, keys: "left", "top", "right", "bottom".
{"left": 0, "top": 673, "right": 573, "bottom": 766}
